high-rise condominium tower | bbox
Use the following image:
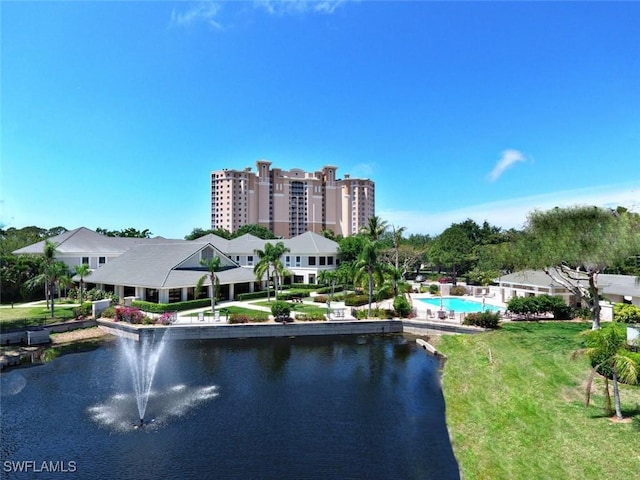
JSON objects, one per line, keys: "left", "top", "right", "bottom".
{"left": 210, "top": 160, "right": 375, "bottom": 238}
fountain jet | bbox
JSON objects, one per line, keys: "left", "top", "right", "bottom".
{"left": 121, "top": 331, "right": 168, "bottom": 424}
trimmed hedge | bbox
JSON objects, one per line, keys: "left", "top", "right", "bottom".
{"left": 277, "top": 289, "right": 311, "bottom": 301}
{"left": 316, "top": 285, "right": 345, "bottom": 294}
{"left": 236, "top": 290, "right": 276, "bottom": 301}
{"left": 344, "top": 294, "right": 370, "bottom": 307}
{"left": 131, "top": 298, "right": 211, "bottom": 313}
{"left": 228, "top": 314, "right": 269, "bottom": 324}
{"left": 295, "top": 313, "right": 326, "bottom": 322}
{"left": 289, "top": 283, "right": 320, "bottom": 290}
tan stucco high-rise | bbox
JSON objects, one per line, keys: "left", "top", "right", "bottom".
{"left": 211, "top": 160, "right": 375, "bottom": 238}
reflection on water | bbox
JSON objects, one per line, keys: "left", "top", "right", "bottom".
{"left": 87, "top": 384, "right": 219, "bottom": 432}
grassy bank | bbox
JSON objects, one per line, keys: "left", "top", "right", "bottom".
{"left": 439, "top": 321, "right": 640, "bottom": 480}
{"left": 0, "top": 304, "right": 78, "bottom": 331}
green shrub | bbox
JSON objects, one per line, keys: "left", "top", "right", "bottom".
{"left": 464, "top": 311, "right": 500, "bottom": 329}
{"left": 344, "top": 294, "right": 369, "bottom": 307}
{"left": 236, "top": 290, "right": 275, "bottom": 301}
{"left": 575, "top": 307, "right": 592, "bottom": 320}
{"left": 227, "top": 312, "right": 269, "bottom": 323}
{"left": 271, "top": 301, "right": 291, "bottom": 321}
{"left": 73, "top": 302, "right": 93, "bottom": 318}
{"left": 229, "top": 314, "right": 251, "bottom": 324}
{"left": 131, "top": 298, "right": 211, "bottom": 313}
{"left": 393, "top": 296, "right": 412, "bottom": 318}
{"left": 449, "top": 285, "right": 467, "bottom": 296}
{"left": 429, "top": 284, "right": 440, "bottom": 295}
{"left": 316, "top": 285, "right": 344, "bottom": 294}
{"left": 289, "top": 283, "right": 319, "bottom": 290}
{"left": 277, "top": 290, "right": 310, "bottom": 301}
{"left": 507, "top": 295, "right": 573, "bottom": 319}
{"left": 100, "top": 306, "right": 116, "bottom": 319}
{"left": 614, "top": 303, "right": 640, "bottom": 323}
{"left": 295, "top": 313, "right": 326, "bottom": 322}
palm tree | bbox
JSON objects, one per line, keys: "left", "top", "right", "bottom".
{"left": 354, "top": 240, "right": 384, "bottom": 318}
{"left": 254, "top": 241, "right": 290, "bottom": 301}
{"left": 74, "top": 264, "right": 92, "bottom": 303}
{"left": 200, "top": 256, "right": 223, "bottom": 314}
{"left": 254, "top": 244, "right": 275, "bottom": 302}
{"left": 41, "top": 239, "right": 58, "bottom": 310}
{"left": 360, "top": 215, "right": 388, "bottom": 241}
{"left": 573, "top": 325, "right": 639, "bottom": 421}
{"left": 392, "top": 225, "right": 406, "bottom": 271}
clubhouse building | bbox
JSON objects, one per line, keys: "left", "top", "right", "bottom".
{"left": 14, "top": 227, "right": 339, "bottom": 304}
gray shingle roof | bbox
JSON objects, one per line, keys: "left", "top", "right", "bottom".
{"left": 194, "top": 231, "right": 338, "bottom": 255}
{"left": 496, "top": 269, "right": 640, "bottom": 297}
{"left": 84, "top": 242, "right": 246, "bottom": 288}
{"left": 13, "top": 227, "right": 180, "bottom": 255}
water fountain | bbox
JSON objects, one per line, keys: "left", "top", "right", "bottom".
{"left": 120, "top": 331, "right": 168, "bottom": 426}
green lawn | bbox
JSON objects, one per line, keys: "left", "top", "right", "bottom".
{"left": 439, "top": 321, "right": 640, "bottom": 480}
{"left": 0, "top": 304, "right": 78, "bottom": 331}
{"left": 252, "top": 300, "right": 327, "bottom": 316}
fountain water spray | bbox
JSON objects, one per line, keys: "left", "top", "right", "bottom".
{"left": 121, "top": 331, "right": 168, "bottom": 424}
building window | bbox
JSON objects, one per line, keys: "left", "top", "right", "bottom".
{"left": 319, "top": 256, "right": 326, "bottom": 266}
{"left": 247, "top": 255, "right": 254, "bottom": 266}
{"left": 295, "top": 256, "right": 301, "bottom": 267}
{"left": 308, "top": 256, "right": 316, "bottom": 266}
{"left": 81, "top": 257, "right": 89, "bottom": 265}
{"left": 285, "top": 256, "right": 290, "bottom": 267}
{"left": 98, "top": 257, "right": 106, "bottom": 266}
{"left": 327, "top": 256, "right": 334, "bottom": 265}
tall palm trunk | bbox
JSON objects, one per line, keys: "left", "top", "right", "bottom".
{"left": 589, "top": 274, "right": 601, "bottom": 330}
{"left": 612, "top": 370, "right": 622, "bottom": 420}
{"left": 367, "top": 267, "right": 374, "bottom": 318}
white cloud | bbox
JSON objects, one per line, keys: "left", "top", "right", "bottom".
{"left": 254, "top": 0, "right": 347, "bottom": 16}
{"left": 378, "top": 182, "right": 640, "bottom": 236}
{"left": 171, "top": 1, "right": 223, "bottom": 29}
{"left": 488, "top": 149, "right": 527, "bottom": 182}
{"left": 348, "top": 162, "right": 375, "bottom": 178}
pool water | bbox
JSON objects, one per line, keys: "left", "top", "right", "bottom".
{"left": 418, "top": 297, "right": 501, "bottom": 313}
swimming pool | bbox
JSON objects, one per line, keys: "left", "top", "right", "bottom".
{"left": 418, "top": 297, "right": 501, "bottom": 313}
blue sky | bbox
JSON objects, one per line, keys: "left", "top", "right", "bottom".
{"left": 2, "top": 0, "right": 639, "bottom": 239}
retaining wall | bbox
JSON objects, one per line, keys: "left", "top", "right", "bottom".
{"left": 98, "top": 319, "right": 404, "bottom": 341}
{"left": 97, "top": 318, "right": 485, "bottom": 342}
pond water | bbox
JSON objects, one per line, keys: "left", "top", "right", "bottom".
{"left": 0, "top": 335, "right": 460, "bottom": 480}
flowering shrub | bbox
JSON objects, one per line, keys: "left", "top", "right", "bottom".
{"left": 157, "top": 312, "right": 175, "bottom": 325}
{"left": 114, "top": 306, "right": 147, "bottom": 324}
{"left": 68, "top": 288, "right": 119, "bottom": 303}
{"left": 228, "top": 313, "right": 269, "bottom": 324}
